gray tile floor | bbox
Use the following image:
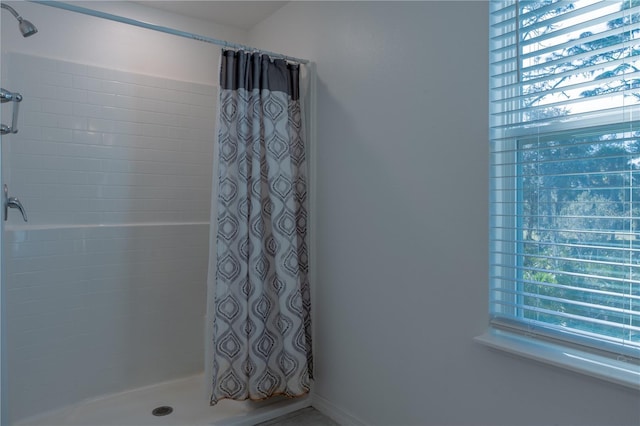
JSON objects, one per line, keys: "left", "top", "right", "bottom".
{"left": 256, "top": 407, "right": 340, "bottom": 426}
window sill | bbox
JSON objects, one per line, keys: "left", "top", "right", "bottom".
{"left": 475, "top": 329, "right": 640, "bottom": 391}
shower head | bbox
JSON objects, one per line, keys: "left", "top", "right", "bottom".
{"left": 18, "top": 17, "right": 38, "bottom": 37}
{"left": 1, "top": 3, "right": 38, "bottom": 37}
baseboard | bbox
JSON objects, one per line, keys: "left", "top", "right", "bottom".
{"left": 311, "top": 393, "right": 367, "bottom": 426}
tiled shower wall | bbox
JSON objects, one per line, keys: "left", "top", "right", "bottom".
{"left": 3, "top": 54, "right": 216, "bottom": 423}
{"left": 4, "top": 53, "right": 215, "bottom": 225}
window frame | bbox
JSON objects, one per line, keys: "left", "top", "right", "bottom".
{"left": 480, "top": 0, "right": 640, "bottom": 389}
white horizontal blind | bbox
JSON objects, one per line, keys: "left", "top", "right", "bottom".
{"left": 490, "top": 0, "right": 640, "bottom": 359}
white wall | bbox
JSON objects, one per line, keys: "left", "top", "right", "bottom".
{"left": 1, "top": 2, "right": 247, "bottom": 423}
{"left": 249, "top": 2, "right": 640, "bottom": 425}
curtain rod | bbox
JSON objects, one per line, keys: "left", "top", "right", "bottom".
{"left": 29, "top": 1, "right": 309, "bottom": 65}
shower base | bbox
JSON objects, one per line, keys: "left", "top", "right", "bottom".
{"left": 15, "top": 374, "right": 311, "bottom": 426}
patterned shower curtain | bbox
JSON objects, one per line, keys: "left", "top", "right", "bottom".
{"left": 208, "top": 49, "right": 312, "bottom": 405}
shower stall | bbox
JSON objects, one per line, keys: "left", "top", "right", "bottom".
{"left": 0, "top": 2, "right": 312, "bottom": 425}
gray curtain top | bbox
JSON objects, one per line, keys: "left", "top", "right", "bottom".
{"left": 220, "top": 49, "right": 300, "bottom": 100}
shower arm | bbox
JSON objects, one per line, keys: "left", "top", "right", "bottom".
{"left": 0, "top": 3, "right": 21, "bottom": 19}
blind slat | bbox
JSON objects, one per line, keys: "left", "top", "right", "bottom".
{"left": 492, "top": 238, "right": 640, "bottom": 255}
{"left": 491, "top": 105, "right": 640, "bottom": 136}
{"left": 492, "top": 55, "right": 638, "bottom": 97}
{"left": 493, "top": 69, "right": 640, "bottom": 107}
{"left": 492, "top": 300, "right": 640, "bottom": 334}
{"left": 490, "top": 274, "right": 640, "bottom": 302}
{"left": 521, "top": 8, "right": 631, "bottom": 51}
{"left": 518, "top": 1, "right": 610, "bottom": 35}
{"left": 491, "top": 225, "right": 633, "bottom": 239}
{"left": 493, "top": 288, "right": 640, "bottom": 318}
{"left": 493, "top": 263, "right": 640, "bottom": 286}
{"left": 521, "top": 24, "right": 637, "bottom": 61}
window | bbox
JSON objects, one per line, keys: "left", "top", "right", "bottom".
{"left": 488, "top": 0, "right": 640, "bottom": 381}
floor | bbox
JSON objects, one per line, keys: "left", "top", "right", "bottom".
{"left": 256, "top": 407, "right": 340, "bottom": 426}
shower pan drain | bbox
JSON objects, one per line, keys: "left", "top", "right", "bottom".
{"left": 151, "top": 406, "right": 174, "bottom": 417}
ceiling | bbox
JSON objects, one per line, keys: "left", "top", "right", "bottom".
{"left": 134, "top": 1, "right": 288, "bottom": 30}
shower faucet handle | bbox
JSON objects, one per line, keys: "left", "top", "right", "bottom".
{"left": 4, "top": 184, "right": 27, "bottom": 222}
{"left": 1, "top": 87, "right": 23, "bottom": 135}
{"left": 0, "top": 87, "right": 22, "bottom": 103}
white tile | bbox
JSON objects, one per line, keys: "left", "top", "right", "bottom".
{"left": 87, "top": 117, "right": 115, "bottom": 133}
{"left": 113, "top": 120, "right": 144, "bottom": 136}
{"left": 142, "top": 110, "right": 179, "bottom": 126}
{"left": 9, "top": 153, "right": 44, "bottom": 170}
{"left": 24, "top": 112, "right": 57, "bottom": 128}
{"left": 73, "top": 102, "right": 103, "bottom": 118}
{"left": 12, "top": 125, "right": 41, "bottom": 141}
{"left": 39, "top": 84, "right": 59, "bottom": 100}
{"left": 57, "top": 87, "right": 87, "bottom": 103}
{"left": 71, "top": 212, "right": 102, "bottom": 225}
{"left": 72, "top": 75, "right": 88, "bottom": 90}
{"left": 72, "top": 129, "right": 102, "bottom": 144}
{"left": 41, "top": 127, "right": 72, "bottom": 142}
{"left": 41, "top": 71, "right": 73, "bottom": 88}
{"left": 124, "top": 72, "right": 167, "bottom": 89}
{"left": 52, "top": 156, "right": 100, "bottom": 172}
{"left": 85, "top": 65, "right": 112, "bottom": 80}
{"left": 183, "top": 103, "right": 215, "bottom": 119}
{"left": 86, "top": 172, "right": 108, "bottom": 185}
{"left": 74, "top": 75, "right": 101, "bottom": 91}
{"left": 20, "top": 97, "right": 42, "bottom": 113}
{"left": 101, "top": 80, "right": 136, "bottom": 97}
{"left": 41, "top": 99, "right": 73, "bottom": 115}
{"left": 86, "top": 90, "right": 116, "bottom": 106}
{"left": 57, "top": 115, "right": 88, "bottom": 130}
{"left": 55, "top": 60, "right": 87, "bottom": 76}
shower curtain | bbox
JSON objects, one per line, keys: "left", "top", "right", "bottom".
{"left": 207, "top": 49, "right": 312, "bottom": 405}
